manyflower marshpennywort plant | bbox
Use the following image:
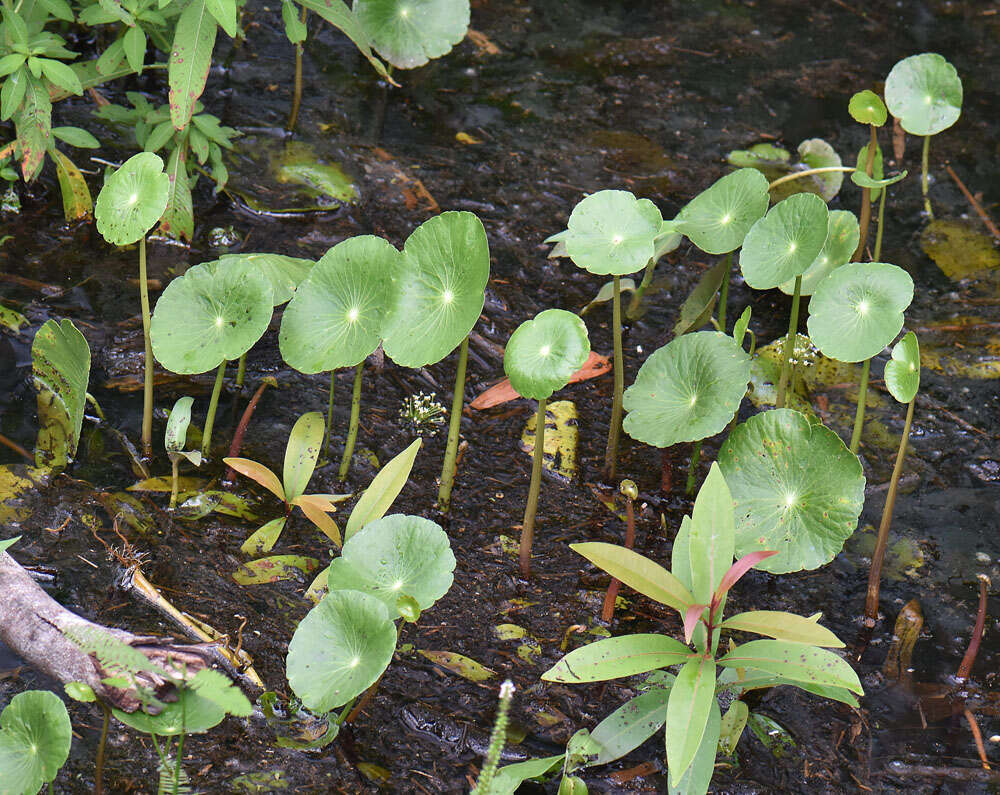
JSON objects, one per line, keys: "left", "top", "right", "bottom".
{"left": 540, "top": 464, "right": 863, "bottom": 793}
{"left": 94, "top": 152, "right": 170, "bottom": 459}
{"left": 504, "top": 309, "right": 590, "bottom": 576}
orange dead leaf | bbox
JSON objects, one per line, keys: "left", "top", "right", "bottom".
{"left": 469, "top": 351, "right": 612, "bottom": 410}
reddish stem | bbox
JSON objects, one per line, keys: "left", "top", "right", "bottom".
{"left": 957, "top": 575, "right": 990, "bottom": 681}
{"left": 223, "top": 380, "right": 271, "bottom": 485}
{"left": 601, "top": 496, "right": 635, "bottom": 621}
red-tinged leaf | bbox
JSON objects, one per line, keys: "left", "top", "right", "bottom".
{"left": 293, "top": 495, "right": 342, "bottom": 547}
{"left": 168, "top": 0, "right": 216, "bottom": 130}
{"left": 14, "top": 75, "right": 51, "bottom": 181}
{"left": 683, "top": 603, "right": 707, "bottom": 645}
{"left": 223, "top": 457, "right": 285, "bottom": 501}
{"left": 715, "top": 551, "right": 778, "bottom": 599}
{"left": 470, "top": 351, "right": 612, "bottom": 409}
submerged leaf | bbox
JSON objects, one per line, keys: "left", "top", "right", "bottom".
{"left": 232, "top": 555, "right": 318, "bottom": 585}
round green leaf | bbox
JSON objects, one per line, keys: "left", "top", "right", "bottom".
{"left": 95, "top": 152, "right": 170, "bottom": 245}
{"left": 884, "top": 331, "right": 920, "bottom": 403}
{"left": 884, "top": 52, "right": 963, "bottom": 136}
{"left": 354, "top": 0, "right": 470, "bottom": 69}
{"left": 286, "top": 589, "right": 397, "bottom": 712}
{"left": 779, "top": 210, "right": 860, "bottom": 296}
{"left": 622, "top": 331, "right": 751, "bottom": 448}
{"left": 719, "top": 408, "right": 865, "bottom": 573}
{"left": 0, "top": 690, "right": 72, "bottom": 793}
{"left": 279, "top": 236, "right": 398, "bottom": 373}
{"left": 326, "top": 513, "right": 456, "bottom": 611}
{"left": 217, "top": 252, "right": 314, "bottom": 305}
{"left": 675, "top": 168, "right": 770, "bottom": 255}
{"left": 848, "top": 90, "right": 888, "bottom": 126}
{"left": 382, "top": 211, "right": 490, "bottom": 367}
{"left": 564, "top": 190, "right": 662, "bottom": 276}
{"left": 806, "top": 262, "right": 913, "bottom": 362}
{"left": 151, "top": 259, "right": 273, "bottom": 374}
{"left": 503, "top": 309, "right": 590, "bottom": 400}
{"left": 112, "top": 687, "right": 226, "bottom": 736}
{"left": 739, "top": 193, "right": 829, "bottom": 289}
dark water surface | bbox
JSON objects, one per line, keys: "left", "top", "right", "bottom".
{"left": 2, "top": 0, "right": 1000, "bottom": 791}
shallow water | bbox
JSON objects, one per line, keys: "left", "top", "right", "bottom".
{"left": 2, "top": 0, "right": 1000, "bottom": 792}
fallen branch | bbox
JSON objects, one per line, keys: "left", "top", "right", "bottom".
{"left": 0, "top": 550, "right": 216, "bottom": 712}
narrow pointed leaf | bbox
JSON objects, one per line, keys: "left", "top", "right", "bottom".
{"left": 665, "top": 657, "right": 717, "bottom": 787}
{"left": 223, "top": 457, "right": 285, "bottom": 501}
{"left": 283, "top": 412, "right": 324, "bottom": 502}
{"left": 589, "top": 688, "right": 671, "bottom": 767}
{"left": 571, "top": 542, "right": 695, "bottom": 612}
{"left": 715, "top": 551, "right": 778, "bottom": 597}
{"left": 240, "top": 516, "right": 287, "bottom": 556}
{"left": 688, "top": 462, "right": 735, "bottom": 601}
{"left": 720, "top": 611, "right": 845, "bottom": 647}
{"left": 345, "top": 438, "right": 421, "bottom": 541}
{"left": 165, "top": 396, "right": 194, "bottom": 453}
{"left": 542, "top": 634, "right": 693, "bottom": 683}
{"left": 294, "top": 496, "right": 342, "bottom": 546}
{"left": 168, "top": 0, "right": 217, "bottom": 130}
{"left": 718, "top": 640, "right": 863, "bottom": 694}
{"left": 668, "top": 698, "right": 720, "bottom": 795}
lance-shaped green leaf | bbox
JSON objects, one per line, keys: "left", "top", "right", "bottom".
{"left": 720, "top": 611, "right": 844, "bottom": 647}
{"left": 884, "top": 331, "right": 920, "bottom": 403}
{"left": 503, "top": 309, "right": 591, "bottom": 400}
{"left": 739, "top": 193, "right": 829, "bottom": 289}
{"left": 345, "top": 437, "right": 421, "bottom": 541}
{"left": 719, "top": 409, "right": 865, "bottom": 573}
{"left": 354, "top": 0, "right": 470, "bottom": 69}
{"left": 382, "top": 211, "right": 490, "bottom": 367}
{"left": 849, "top": 90, "right": 888, "bottom": 126}
{"left": 672, "top": 257, "right": 727, "bottom": 336}
{"left": 287, "top": 589, "right": 398, "bottom": 711}
{"left": 563, "top": 190, "right": 662, "bottom": 275}
{"left": 94, "top": 151, "right": 170, "bottom": 245}
{"left": 671, "top": 514, "right": 694, "bottom": 591}
{"left": 668, "top": 697, "right": 719, "bottom": 795}
{"left": 326, "top": 514, "right": 455, "bottom": 611}
{"left": 718, "top": 640, "right": 863, "bottom": 694}
{"left": 622, "top": 331, "right": 750, "bottom": 448}
{"left": 885, "top": 52, "right": 962, "bottom": 136}
{"left": 217, "top": 252, "right": 313, "bottom": 305}
{"left": 150, "top": 258, "right": 273, "bottom": 374}
{"left": 854, "top": 142, "right": 885, "bottom": 198}
{"left": 492, "top": 755, "right": 564, "bottom": 794}
{"left": 688, "top": 462, "right": 735, "bottom": 603}
{"left": 113, "top": 686, "right": 226, "bottom": 735}
{"left": 674, "top": 168, "right": 769, "bottom": 255}
{"left": 588, "top": 686, "right": 671, "bottom": 767}
{"left": 0, "top": 690, "right": 72, "bottom": 794}
{"left": 158, "top": 139, "right": 193, "bottom": 240}
{"left": 283, "top": 411, "right": 324, "bottom": 502}
{"left": 779, "top": 210, "right": 860, "bottom": 296}
{"left": 665, "top": 657, "right": 716, "bottom": 787}
{"left": 168, "top": 0, "right": 217, "bottom": 130}
{"left": 32, "top": 318, "right": 90, "bottom": 469}
{"left": 279, "top": 236, "right": 397, "bottom": 373}
{"left": 571, "top": 542, "right": 695, "bottom": 612}
{"left": 542, "top": 634, "right": 692, "bottom": 683}
{"left": 0, "top": 537, "right": 20, "bottom": 554}
{"left": 165, "top": 396, "right": 194, "bottom": 453}
{"left": 806, "top": 262, "right": 913, "bottom": 362}
{"left": 241, "top": 516, "right": 287, "bottom": 556}
{"left": 718, "top": 700, "right": 748, "bottom": 756}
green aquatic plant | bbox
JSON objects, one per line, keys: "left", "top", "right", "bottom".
{"left": 0, "top": 690, "right": 72, "bottom": 795}
{"left": 535, "top": 465, "right": 861, "bottom": 793}
{"left": 164, "top": 397, "right": 201, "bottom": 510}
{"left": 847, "top": 89, "right": 888, "bottom": 258}
{"left": 225, "top": 411, "right": 343, "bottom": 553}
{"left": 740, "top": 192, "right": 829, "bottom": 408}
{"left": 728, "top": 139, "right": 850, "bottom": 203}
{"left": 778, "top": 209, "right": 860, "bottom": 297}
{"left": 719, "top": 408, "right": 866, "bottom": 573}
{"left": 354, "top": 0, "right": 470, "bottom": 69}
{"left": 286, "top": 513, "right": 455, "bottom": 716}
{"left": 884, "top": 53, "right": 962, "bottom": 220}
{"left": 150, "top": 257, "right": 273, "bottom": 456}
{"left": 560, "top": 189, "right": 662, "bottom": 477}
{"left": 279, "top": 235, "right": 398, "bottom": 473}
{"left": 806, "top": 262, "right": 914, "bottom": 454}
{"left": 471, "top": 680, "right": 515, "bottom": 795}
{"left": 851, "top": 156, "right": 907, "bottom": 263}
{"left": 865, "top": 332, "right": 920, "bottom": 623}
{"left": 94, "top": 152, "right": 170, "bottom": 459}
{"left": 381, "top": 211, "right": 490, "bottom": 510}
{"left": 622, "top": 331, "right": 751, "bottom": 494}
{"left": 504, "top": 309, "right": 590, "bottom": 576}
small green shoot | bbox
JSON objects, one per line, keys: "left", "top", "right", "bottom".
{"left": 164, "top": 397, "right": 202, "bottom": 510}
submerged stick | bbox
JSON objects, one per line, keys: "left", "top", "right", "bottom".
{"left": 775, "top": 275, "right": 802, "bottom": 409}
{"left": 604, "top": 276, "right": 624, "bottom": 478}
{"left": 520, "top": 397, "right": 547, "bottom": 577}
{"left": 201, "top": 360, "right": 227, "bottom": 457}
{"left": 945, "top": 163, "right": 1000, "bottom": 241}
{"left": 438, "top": 335, "right": 470, "bottom": 514}
{"left": 139, "top": 235, "right": 155, "bottom": 459}
{"left": 864, "top": 398, "right": 915, "bottom": 622}
{"left": 339, "top": 362, "right": 363, "bottom": 480}
{"left": 849, "top": 358, "right": 871, "bottom": 454}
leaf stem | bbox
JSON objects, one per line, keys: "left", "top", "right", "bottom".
{"left": 94, "top": 702, "right": 110, "bottom": 795}
{"left": 864, "top": 397, "right": 915, "bottom": 622}
{"left": 169, "top": 456, "right": 180, "bottom": 510}
{"left": 849, "top": 358, "right": 871, "bottom": 454}
{"left": 139, "top": 235, "right": 154, "bottom": 459}
{"left": 626, "top": 256, "right": 655, "bottom": 319}
{"left": 717, "top": 252, "right": 733, "bottom": 332}
{"left": 201, "top": 360, "right": 226, "bottom": 457}
{"left": 520, "top": 397, "right": 547, "bottom": 577}
{"left": 339, "top": 362, "right": 363, "bottom": 480}
{"left": 235, "top": 351, "right": 246, "bottom": 388}
{"left": 921, "top": 135, "right": 933, "bottom": 220}
{"left": 286, "top": 6, "right": 307, "bottom": 132}
{"left": 874, "top": 185, "right": 888, "bottom": 261}
{"left": 604, "top": 276, "right": 624, "bottom": 478}
{"left": 767, "top": 166, "right": 856, "bottom": 191}
{"left": 775, "top": 275, "right": 802, "bottom": 409}
{"left": 685, "top": 440, "right": 702, "bottom": 496}
{"left": 323, "top": 369, "right": 335, "bottom": 459}
{"left": 438, "top": 335, "right": 469, "bottom": 514}
{"left": 853, "top": 124, "right": 877, "bottom": 260}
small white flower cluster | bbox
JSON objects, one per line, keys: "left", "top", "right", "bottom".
{"left": 398, "top": 392, "right": 447, "bottom": 433}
